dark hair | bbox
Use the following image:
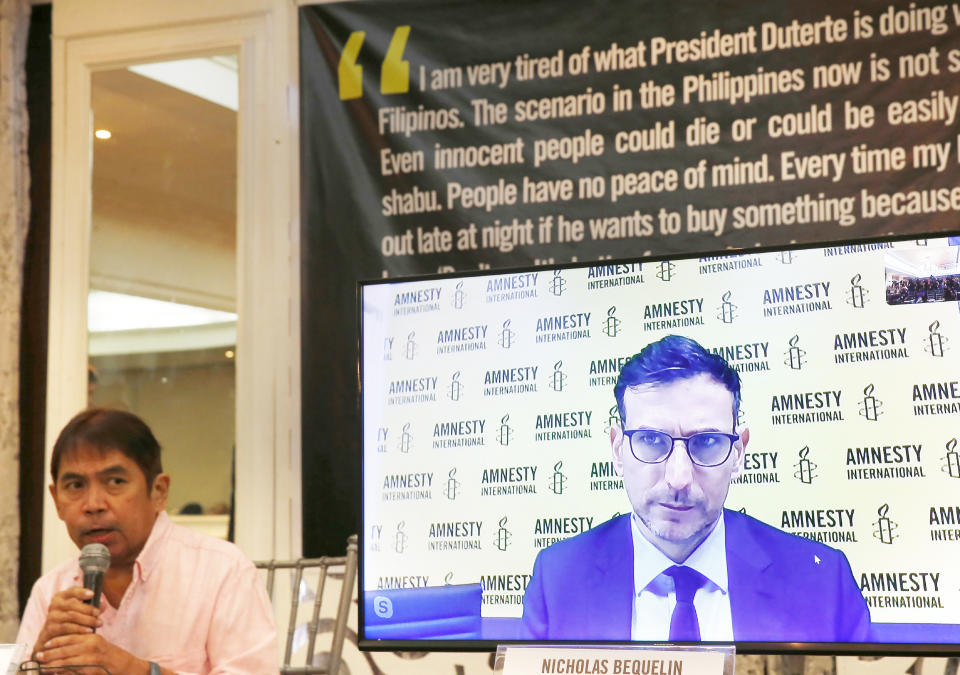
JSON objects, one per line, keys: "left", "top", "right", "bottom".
{"left": 51, "top": 408, "right": 163, "bottom": 486}
{"left": 614, "top": 335, "right": 741, "bottom": 425}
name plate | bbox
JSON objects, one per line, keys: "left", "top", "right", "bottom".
{"left": 494, "top": 645, "right": 734, "bottom": 675}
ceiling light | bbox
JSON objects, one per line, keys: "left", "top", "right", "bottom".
{"left": 88, "top": 290, "right": 237, "bottom": 333}
{"left": 94, "top": 129, "right": 112, "bottom": 140}
{"left": 128, "top": 56, "right": 238, "bottom": 111}
{"left": 224, "top": 350, "right": 235, "bottom": 359}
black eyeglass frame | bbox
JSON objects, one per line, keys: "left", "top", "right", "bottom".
{"left": 621, "top": 428, "right": 740, "bottom": 467}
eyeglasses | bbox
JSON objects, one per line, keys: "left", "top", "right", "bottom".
{"left": 622, "top": 429, "right": 739, "bottom": 467}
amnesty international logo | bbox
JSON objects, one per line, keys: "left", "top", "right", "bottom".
{"left": 846, "top": 274, "right": 868, "bottom": 308}
{"left": 873, "top": 504, "right": 899, "bottom": 544}
{"left": 404, "top": 331, "right": 418, "bottom": 360}
{"left": 549, "top": 270, "right": 566, "bottom": 296}
{"left": 443, "top": 468, "right": 461, "bottom": 500}
{"left": 549, "top": 360, "right": 567, "bottom": 392}
{"left": 494, "top": 516, "right": 512, "bottom": 551}
{"left": 448, "top": 371, "right": 464, "bottom": 402}
{"left": 776, "top": 250, "right": 797, "bottom": 265}
{"left": 497, "top": 414, "right": 513, "bottom": 446}
{"left": 717, "top": 291, "right": 737, "bottom": 324}
{"left": 549, "top": 461, "right": 567, "bottom": 495}
{"left": 942, "top": 438, "right": 960, "bottom": 478}
{"left": 925, "top": 321, "right": 949, "bottom": 357}
{"left": 784, "top": 335, "right": 806, "bottom": 370}
{"left": 394, "top": 521, "right": 409, "bottom": 554}
{"left": 656, "top": 260, "right": 676, "bottom": 282}
{"left": 602, "top": 306, "right": 621, "bottom": 337}
{"left": 452, "top": 281, "right": 466, "bottom": 309}
{"left": 383, "top": 337, "right": 393, "bottom": 360}
{"left": 859, "top": 384, "right": 883, "bottom": 421}
{"left": 794, "top": 446, "right": 818, "bottom": 484}
{"left": 498, "top": 319, "right": 516, "bottom": 349}
{"left": 604, "top": 405, "right": 620, "bottom": 434}
{"left": 397, "top": 422, "right": 413, "bottom": 453}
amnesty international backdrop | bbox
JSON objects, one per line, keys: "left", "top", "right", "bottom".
{"left": 359, "top": 239, "right": 960, "bottom": 635}
{"left": 299, "top": 0, "right": 960, "bottom": 557}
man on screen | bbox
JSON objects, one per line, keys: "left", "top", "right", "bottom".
{"left": 520, "top": 335, "right": 870, "bottom": 643}
{"left": 17, "top": 408, "right": 279, "bottom": 674}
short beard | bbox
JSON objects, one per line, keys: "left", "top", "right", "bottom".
{"left": 638, "top": 510, "right": 717, "bottom": 550}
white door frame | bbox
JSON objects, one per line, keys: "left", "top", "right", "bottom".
{"left": 45, "top": 0, "right": 301, "bottom": 570}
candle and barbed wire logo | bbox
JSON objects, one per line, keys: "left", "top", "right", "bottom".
{"left": 605, "top": 405, "right": 621, "bottom": 434}
{"left": 397, "top": 422, "right": 413, "bottom": 453}
{"left": 498, "top": 319, "right": 516, "bottom": 349}
{"left": 497, "top": 414, "right": 513, "bottom": 446}
{"left": 394, "top": 521, "right": 409, "bottom": 553}
{"left": 443, "top": 468, "right": 461, "bottom": 500}
{"left": 794, "top": 446, "right": 818, "bottom": 484}
{"left": 925, "top": 321, "right": 948, "bottom": 357}
{"left": 784, "top": 335, "right": 806, "bottom": 370}
{"left": 448, "top": 370, "right": 464, "bottom": 401}
{"left": 776, "top": 250, "right": 797, "bottom": 265}
{"left": 943, "top": 438, "right": 960, "bottom": 478}
{"left": 549, "top": 270, "right": 567, "bottom": 296}
{"left": 494, "top": 516, "right": 512, "bottom": 551}
{"left": 404, "top": 331, "right": 418, "bottom": 360}
{"left": 602, "top": 306, "right": 622, "bottom": 337}
{"left": 859, "top": 384, "right": 883, "bottom": 421}
{"left": 452, "top": 281, "right": 466, "bottom": 309}
{"left": 443, "top": 572, "right": 454, "bottom": 585}
{"left": 846, "top": 274, "right": 868, "bottom": 308}
{"left": 656, "top": 260, "right": 676, "bottom": 282}
{"left": 549, "top": 360, "right": 568, "bottom": 392}
{"left": 873, "top": 504, "right": 899, "bottom": 544}
{"left": 717, "top": 291, "right": 738, "bottom": 324}
{"left": 549, "top": 461, "right": 568, "bottom": 495}
{"left": 383, "top": 337, "right": 393, "bottom": 360}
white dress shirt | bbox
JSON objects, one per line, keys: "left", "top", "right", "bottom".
{"left": 629, "top": 511, "right": 734, "bottom": 642}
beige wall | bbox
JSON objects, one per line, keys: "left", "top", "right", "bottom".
{"left": 92, "top": 355, "right": 235, "bottom": 515}
{"left": 91, "top": 211, "right": 236, "bottom": 313}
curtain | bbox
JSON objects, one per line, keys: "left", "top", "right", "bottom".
{"left": 0, "top": 0, "right": 30, "bottom": 642}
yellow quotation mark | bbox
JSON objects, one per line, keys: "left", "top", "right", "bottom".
{"left": 339, "top": 26, "right": 411, "bottom": 100}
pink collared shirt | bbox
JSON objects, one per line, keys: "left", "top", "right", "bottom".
{"left": 17, "top": 512, "right": 279, "bottom": 675}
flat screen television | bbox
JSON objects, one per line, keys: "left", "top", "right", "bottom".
{"left": 358, "top": 232, "right": 960, "bottom": 654}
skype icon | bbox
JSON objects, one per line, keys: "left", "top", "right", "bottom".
{"left": 373, "top": 595, "right": 393, "bottom": 619}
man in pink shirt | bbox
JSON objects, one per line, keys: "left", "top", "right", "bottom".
{"left": 17, "top": 408, "right": 279, "bottom": 675}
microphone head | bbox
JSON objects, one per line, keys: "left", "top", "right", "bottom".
{"left": 79, "top": 543, "right": 111, "bottom": 574}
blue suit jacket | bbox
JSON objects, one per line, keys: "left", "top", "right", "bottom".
{"left": 520, "top": 510, "right": 871, "bottom": 642}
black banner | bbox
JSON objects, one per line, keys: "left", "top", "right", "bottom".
{"left": 300, "top": 0, "right": 960, "bottom": 554}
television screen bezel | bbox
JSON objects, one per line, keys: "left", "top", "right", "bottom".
{"left": 356, "top": 228, "right": 960, "bottom": 655}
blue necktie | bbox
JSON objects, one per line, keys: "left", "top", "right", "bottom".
{"left": 664, "top": 565, "right": 706, "bottom": 641}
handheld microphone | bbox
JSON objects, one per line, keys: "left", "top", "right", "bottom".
{"left": 79, "top": 543, "right": 110, "bottom": 614}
